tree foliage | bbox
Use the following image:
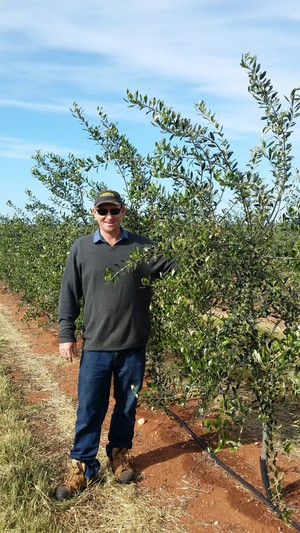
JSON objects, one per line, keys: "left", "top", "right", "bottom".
{"left": 0, "top": 53, "right": 299, "bottom": 517}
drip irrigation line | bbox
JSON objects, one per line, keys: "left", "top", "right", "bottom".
{"left": 260, "top": 457, "right": 273, "bottom": 501}
{"left": 165, "top": 406, "right": 300, "bottom": 532}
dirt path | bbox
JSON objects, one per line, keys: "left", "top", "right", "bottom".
{"left": 0, "top": 289, "right": 299, "bottom": 533}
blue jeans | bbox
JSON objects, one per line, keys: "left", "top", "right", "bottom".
{"left": 70, "top": 348, "right": 146, "bottom": 478}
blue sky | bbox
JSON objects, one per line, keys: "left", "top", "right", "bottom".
{"left": 1, "top": 0, "right": 300, "bottom": 216}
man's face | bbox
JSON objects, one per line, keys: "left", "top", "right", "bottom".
{"left": 93, "top": 202, "right": 125, "bottom": 234}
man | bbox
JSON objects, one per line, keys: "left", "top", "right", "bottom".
{"left": 56, "top": 189, "right": 173, "bottom": 500}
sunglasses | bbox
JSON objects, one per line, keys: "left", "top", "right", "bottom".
{"left": 96, "top": 207, "right": 121, "bottom": 216}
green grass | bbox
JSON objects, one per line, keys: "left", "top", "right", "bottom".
{"left": 0, "top": 362, "right": 65, "bottom": 533}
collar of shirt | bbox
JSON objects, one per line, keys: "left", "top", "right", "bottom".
{"left": 93, "top": 226, "right": 129, "bottom": 244}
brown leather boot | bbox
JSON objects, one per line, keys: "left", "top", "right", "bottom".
{"left": 110, "top": 448, "right": 135, "bottom": 483}
{"left": 55, "top": 459, "right": 93, "bottom": 500}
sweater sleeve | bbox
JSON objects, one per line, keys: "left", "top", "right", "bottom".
{"left": 58, "top": 244, "right": 83, "bottom": 343}
{"left": 147, "top": 253, "right": 176, "bottom": 279}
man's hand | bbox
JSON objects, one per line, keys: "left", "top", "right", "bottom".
{"left": 59, "top": 342, "right": 78, "bottom": 363}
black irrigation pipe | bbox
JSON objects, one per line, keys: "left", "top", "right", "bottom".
{"left": 165, "top": 406, "right": 300, "bottom": 532}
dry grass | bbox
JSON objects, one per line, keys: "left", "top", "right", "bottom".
{"left": 58, "top": 475, "right": 185, "bottom": 533}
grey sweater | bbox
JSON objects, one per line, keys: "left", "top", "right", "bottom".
{"left": 58, "top": 230, "right": 173, "bottom": 351}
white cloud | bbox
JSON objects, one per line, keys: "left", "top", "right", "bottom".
{"left": 1, "top": 0, "right": 299, "bottom": 101}
{"left": 0, "top": 99, "right": 68, "bottom": 113}
{"left": 0, "top": 135, "right": 74, "bottom": 160}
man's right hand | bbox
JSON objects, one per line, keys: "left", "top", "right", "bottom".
{"left": 59, "top": 342, "right": 78, "bottom": 363}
